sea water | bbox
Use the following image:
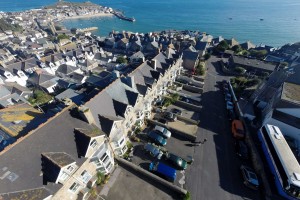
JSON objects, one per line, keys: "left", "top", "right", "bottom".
{"left": 0, "top": 0, "right": 300, "bottom": 47}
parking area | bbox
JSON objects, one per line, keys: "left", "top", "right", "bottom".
{"left": 125, "top": 89, "right": 202, "bottom": 191}
{"left": 105, "top": 166, "right": 175, "bottom": 200}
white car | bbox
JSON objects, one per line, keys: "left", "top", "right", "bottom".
{"left": 154, "top": 125, "right": 172, "bottom": 138}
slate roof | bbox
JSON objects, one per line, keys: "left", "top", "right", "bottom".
{"left": 0, "top": 106, "right": 90, "bottom": 195}
{"left": 195, "top": 41, "right": 207, "bottom": 51}
{"left": 56, "top": 64, "right": 78, "bottom": 76}
{"left": 29, "top": 70, "right": 57, "bottom": 85}
{"left": 183, "top": 51, "right": 199, "bottom": 61}
{"left": 231, "top": 55, "right": 277, "bottom": 72}
{"left": 0, "top": 187, "right": 51, "bottom": 200}
{"left": 41, "top": 152, "right": 76, "bottom": 183}
{"left": 286, "top": 64, "right": 300, "bottom": 85}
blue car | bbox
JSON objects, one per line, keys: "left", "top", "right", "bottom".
{"left": 149, "top": 161, "right": 177, "bottom": 182}
{"left": 147, "top": 131, "right": 167, "bottom": 146}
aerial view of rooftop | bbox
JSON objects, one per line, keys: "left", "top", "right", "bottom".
{"left": 0, "top": 0, "right": 300, "bottom": 200}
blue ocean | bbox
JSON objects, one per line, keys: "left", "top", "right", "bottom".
{"left": 0, "top": 0, "right": 300, "bottom": 47}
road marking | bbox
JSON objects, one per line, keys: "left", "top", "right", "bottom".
{"left": 179, "top": 170, "right": 185, "bottom": 188}
{"left": 0, "top": 171, "right": 11, "bottom": 180}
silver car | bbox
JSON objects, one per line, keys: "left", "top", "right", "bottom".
{"left": 154, "top": 125, "right": 172, "bottom": 138}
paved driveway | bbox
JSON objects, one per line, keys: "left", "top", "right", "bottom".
{"left": 185, "top": 56, "right": 262, "bottom": 200}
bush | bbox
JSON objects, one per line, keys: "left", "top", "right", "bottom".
{"left": 196, "top": 63, "right": 205, "bottom": 76}
{"left": 249, "top": 49, "right": 268, "bottom": 59}
{"left": 28, "top": 90, "right": 53, "bottom": 106}
{"left": 234, "top": 67, "right": 246, "bottom": 75}
{"left": 204, "top": 53, "right": 211, "bottom": 60}
{"left": 183, "top": 191, "right": 191, "bottom": 200}
{"left": 96, "top": 172, "right": 105, "bottom": 185}
{"left": 116, "top": 56, "right": 128, "bottom": 64}
{"left": 245, "top": 78, "right": 260, "bottom": 87}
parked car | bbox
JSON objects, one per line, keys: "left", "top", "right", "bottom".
{"left": 164, "top": 112, "right": 177, "bottom": 122}
{"left": 155, "top": 98, "right": 165, "bottom": 107}
{"left": 235, "top": 140, "right": 249, "bottom": 159}
{"left": 144, "top": 143, "right": 163, "bottom": 159}
{"left": 226, "top": 101, "right": 234, "bottom": 110}
{"left": 227, "top": 110, "right": 236, "bottom": 121}
{"left": 232, "top": 120, "right": 245, "bottom": 139}
{"left": 163, "top": 152, "right": 188, "bottom": 170}
{"left": 147, "top": 131, "right": 167, "bottom": 146}
{"left": 154, "top": 125, "right": 171, "bottom": 138}
{"left": 225, "top": 93, "right": 232, "bottom": 101}
{"left": 149, "top": 161, "right": 177, "bottom": 182}
{"left": 240, "top": 165, "right": 259, "bottom": 190}
{"left": 170, "top": 108, "right": 182, "bottom": 116}
{"left": 180, "top": 97, "right": 190, "bottom": 103}
{"left": 158, "top": 118, "right": 167, "bottom": 125}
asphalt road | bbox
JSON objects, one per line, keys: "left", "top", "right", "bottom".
{"left": 185, "top": 56, "right": 262, "bottom": 200}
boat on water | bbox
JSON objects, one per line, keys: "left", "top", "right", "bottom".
{"left": 260, "top": 18, "right": 264, "bottom": 21}
{"left": 113, "top": 11, "right": 135, "bottom": 22}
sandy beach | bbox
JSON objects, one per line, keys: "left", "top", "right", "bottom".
{"left": 60, "top": 12, "right": 113, "bottom": 20}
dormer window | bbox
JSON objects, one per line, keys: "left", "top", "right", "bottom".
{"left": 90, "top": 139, "right": 98, "bottom": 148}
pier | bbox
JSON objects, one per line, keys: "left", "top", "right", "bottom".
{"left": 113, "top": 11, "right": 135, "bottom": 22}
{"left": 77, "top": 27, "right": 98, "bottom": 32}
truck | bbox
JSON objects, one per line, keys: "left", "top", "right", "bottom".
{"left": 149, "top": 161, "right": 177, "bottom": 182}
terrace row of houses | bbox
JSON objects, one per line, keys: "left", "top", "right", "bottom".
{"left": 0, "top": 48, "right": 182, "bottom": 200}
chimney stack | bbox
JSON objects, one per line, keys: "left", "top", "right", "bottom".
{"left": 151, "top": 59, "right": 157, "bottom": 70}
{"left": 78, "top": 106, "right": 96, "bottom": 125}
{"left": 166, "top": 48, "right": 171, "bottom": 59}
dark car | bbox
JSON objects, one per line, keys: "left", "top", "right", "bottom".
{"left": 235, "top": 140, "right": 249, "bottom": 159}
{"left": 180, "top": 97, "right": 190, "bottom": 103}
{"left": 170, "top": 108, "right": 182, "bottom": 116}
{"left": 158, "top": 118, "right": 167, "bottom": 124}
{"left": 164, "top": 112, "right": 177, "bottom": 121}
{"left": 147, "top": 131, "right": 167, "bottom": 146}
{"left": 144, "top": 143, "right": 163, "bottom": 159}
{"left": 163, "top": 152, "right": 188, "bottom": 170}
{"left": 225, "top": 92, "right": 232, "bottom": 101}
{"left": 240, "top": 165, "right": 259, "bottom": 190}
{"left": 228, "top": 110, "right": 236, "bottom": 121}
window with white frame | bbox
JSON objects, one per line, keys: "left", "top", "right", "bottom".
{"left": 90, "top": 139, "right": 98, "bottom": 148}
{"left": 81, "top": 170, "right": 92, "bottom": 184}
{"left": 59, "top": 172, "right": 69, "bottom": 181}
{"left": 69, "top": 182, "right": 80, "bottom": 193}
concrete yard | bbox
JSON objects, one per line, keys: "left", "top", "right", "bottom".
{"left": 105, "top": 166, "right": 174, "bottom": 200}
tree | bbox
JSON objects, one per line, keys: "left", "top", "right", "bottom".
{"left": 57, "top": 34, "right": 69, "bottom": 41}
{"left": 216, "top": 40, "right": 229, "bottom": 52}
{"left": 116, "top": 56, "right": 128, "bottom": 64}
{"left": 232, "top": 45, "right": 242, "bottom": 53}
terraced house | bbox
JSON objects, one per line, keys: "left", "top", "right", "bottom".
{"left": 0, "top": 48, "right": 182, "bottom": 200}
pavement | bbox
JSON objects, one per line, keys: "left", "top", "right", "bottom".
{"left": 185, "top": 56, "right": 262, "bottom": 200}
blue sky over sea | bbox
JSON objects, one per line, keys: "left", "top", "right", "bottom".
{"left": 1, "top": 0, "right": 300, "bottom": 47}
